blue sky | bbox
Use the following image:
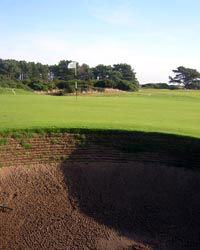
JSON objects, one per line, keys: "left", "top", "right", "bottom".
{"left": 0, "top": 0, "right": 200, "bottom": 83}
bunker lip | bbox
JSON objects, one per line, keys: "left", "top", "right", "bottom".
{"left": 0, "top": 130, "right": 200, "bottom": 249}
{"left": 1, "top": 129, "right": 199, "bottom": 170}
{"left": 1, "top": 127, "right": 200, "bottom": 140}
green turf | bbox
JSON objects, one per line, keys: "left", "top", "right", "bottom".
{"left": 0, "top": 89, "right": 200, "bottom": 138}
{"left": 0, "top": 88, "right": 34, "bottom": 95}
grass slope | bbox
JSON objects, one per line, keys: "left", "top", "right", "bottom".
{"left": 0, "top": 88, "right": 34, "bottom": 95}
{"left": 0, "top": 89, "right": 200, "bottom": 138}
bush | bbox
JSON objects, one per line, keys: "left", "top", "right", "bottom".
{"left": 64, "top": 84, "right": 75, "bottom": 93}
{"left": 168, "top": 85, "right": 182, "bottom": 90}
{"left": 94, "top": 79, "right": 115, "bottom": 88}
{"left": 142, "top": 83, "right": 183, "bottom": 90}
{"left": 22, "top": 79, "right": 56, "bottom": 91}
{"left": 27, "top": 79, "right": 48, "bottom": 91}
{"left": 56, "top": 80, "right": 94, "bottom": 93}
{"left": 94, "top": 79, "right": 138, "bottom": 92}
{"left": 0, "top": 76, "right": 32, "bottom": 91}
{"left": 142, "top": 83, "right": 169, "bottom": 89}
{"left": 115, "top": 80, "right": 139, "bottom": 91}
{"left": 47, "top": 81, "right": 56, "bottom": 90}
{"left": 56, "top": 80, "right": 68, "bottom": 89}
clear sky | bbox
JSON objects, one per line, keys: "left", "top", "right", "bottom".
{"left": 0, "top": 0, "right": 200, "bottom": 83}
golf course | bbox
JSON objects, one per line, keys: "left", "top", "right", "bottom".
{"left": 0, "top": 88, "right": 200, "bottom": 138}
{"left": 1, "top": 0, "right": 200, "bottom": 248}
{"left": 1, "top": 88, "right": 200, "bottom": 250}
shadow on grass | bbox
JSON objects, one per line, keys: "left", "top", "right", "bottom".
{"left": 60, "top": 130, "right": 200, "bottom": 250}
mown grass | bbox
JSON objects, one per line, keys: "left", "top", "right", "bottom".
{"left": 0, "top": 89, "right": 200, "bottom": 138}
{"left": 0, "top": 88, "right": 34, "bottom": 95}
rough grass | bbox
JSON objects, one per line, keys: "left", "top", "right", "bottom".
{"left": 0, "top": 88, "right": 34, "bottom": 95}
{"left": 0, "top": 89, "right": 200, "bottom": 138}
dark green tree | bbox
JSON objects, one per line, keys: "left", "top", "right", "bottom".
{"left": 0, "top": 59, "right": 20, "bottom": 79}
{"left": 37, "top": 63, "right": 49, "bottom": 81}
{"left": 0, "top": 58, "right": 140, "bottom": 92}
{"left": 57, "top": 60, "right": 75, "bottom": 80}
{"left": 169, "top": 66, "right": 200, "bottom": 88}
{"left": 28, "top": 62, "right": 40, "bottom": 79}
{"left": 92, "top": 65, "right": 113, "bottom": 80}
{"left": 113, "top": 63, "right": 138, "bottom": 82}
{"left": 19, "top": 61, "right": 29, "bottom": 80}
{"left": 77, "top": 64, "right": 93, "bottom": 80}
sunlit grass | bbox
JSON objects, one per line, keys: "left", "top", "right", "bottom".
{"left": 0, "top": 89, "right": 200, "bottom": 138}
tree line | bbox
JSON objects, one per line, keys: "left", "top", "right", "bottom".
{"left": 0, "top": 59, "right": 139, "bottom": 92}
{"left": 0, "top": 59, "right": 200, "bottom": 92}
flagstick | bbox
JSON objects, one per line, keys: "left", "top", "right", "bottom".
{"left": 75, "top": 65, "right": 78, "bottom": 101}
{"left": 75, "top": 81, "right": 78, "bottom": 101}
{"left": 68, "top": 61, "right": 78, "bottom": 101}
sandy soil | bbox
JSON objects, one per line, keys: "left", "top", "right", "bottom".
{"left": 0, "top": 164, "right": 153, "bottom": 250}
{"left": 0, "top": 143, "right": 200, "bottom": 249}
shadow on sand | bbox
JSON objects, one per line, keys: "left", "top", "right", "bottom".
{"left": 60, "top": 131, "right": 200, "bottom": 250}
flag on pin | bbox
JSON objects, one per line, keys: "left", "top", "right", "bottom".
{"left": 68, "top": 61, "right": 77, "bottom": 69}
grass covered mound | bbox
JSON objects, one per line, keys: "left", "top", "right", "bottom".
{"left": 0, "top": 89, "right": 200, "bottom": 138}
{"left": 0, "top": 88, "right": 34, "bottom": 95}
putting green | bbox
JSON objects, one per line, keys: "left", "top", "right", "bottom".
{"left": 0, "top": 89, "right": 200, "bottom": 138}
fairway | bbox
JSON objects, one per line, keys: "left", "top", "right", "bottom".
{"left": 1, "top": 89, "right": 200, "bottom": 138}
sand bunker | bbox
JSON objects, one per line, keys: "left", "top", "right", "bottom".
{"left": 0, "top": 132, "right": 200, "bottom": 249}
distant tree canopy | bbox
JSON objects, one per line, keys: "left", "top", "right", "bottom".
{"left": 0, "top": 59, "right": 139, "bottom": 92}
{"left": 0, "top": 59, "right": 50, "bottom": 81}
{"left": 169, "top": 66, "right": 200, "bottom": 89}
